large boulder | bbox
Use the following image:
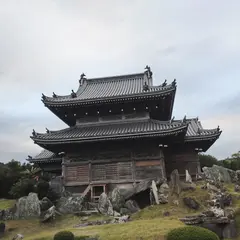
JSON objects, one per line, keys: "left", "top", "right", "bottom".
{"left": 56, "top": 196, "right": 84, "bottom": 214}
{"left": 123, "top": 178, "right": 164, "bottom": 200}
{"left": 15, "top": 193, "right": 41, "bottom": 219}
{"left": 98, "top": 193, "right": 114, "bottom": 216}
{"left": 203, "top": 165, "right": 237, "bottom": 183}
{"left": 110, "top": 188, "right": 125, "bottom": 211}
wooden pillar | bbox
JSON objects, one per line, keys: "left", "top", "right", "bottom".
{"left": 131, "top": 150, "right": 136, "bottom": 182}
{"left": 195, "top": 148, "right": 203, "bottom": 180}
{"left": 159, "top": 144, "right": 168, "bottom": 179}
{"left": 59, "top": 152, "right": 66, "bottom": 186}
{"left": 88, "top": 162, "right": 92, "bottom": 183}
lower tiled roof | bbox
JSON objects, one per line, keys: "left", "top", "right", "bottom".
{"left": 31, "top": 118, "right": 188, "bottom": 144}
{"left": 178, "top": 118, "right": 221, "bottom": 140}
{"left": 30, "top": 118, "right": 221, "bottom": 145}
{"left": 27, "top": 149, "right": 62, "bottom": 163}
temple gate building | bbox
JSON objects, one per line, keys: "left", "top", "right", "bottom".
{"left": 27, "top": 66, "right": 221, "bottom": 199}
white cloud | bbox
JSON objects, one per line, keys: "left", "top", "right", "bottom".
{"left": 0, "top": 0, "right": 240, "bottom": 162}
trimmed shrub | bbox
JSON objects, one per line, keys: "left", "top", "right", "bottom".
{"left": 53, "top": 231, "right": 74, "bottom": 240}
{"left": 166, "top": 226, "right": 220, "bottom": 240}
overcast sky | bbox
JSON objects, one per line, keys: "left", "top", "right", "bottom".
{"left": 0, "top": 0, "right": 239, "bottom": 163}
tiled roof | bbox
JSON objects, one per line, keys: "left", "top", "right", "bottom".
{"left": 31, "top": 118, "right": 187, "bottom": 144}
{"left": 27, "top": 149, "right": 61, "bottom": 163}
{"left": 31, "top": 117, "right": 221, "bottom": 146}
{"left": 174, "top": 118, "right": 221, "bottom": 140}
{"left": 42, "top": 71, "right": 176, "bottom": 106}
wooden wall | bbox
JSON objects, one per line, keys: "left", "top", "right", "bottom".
{"left": 64, "top": 159, "right": 164, "bottom": 185}
{"left": 164, "top": 147, "right": 199, "bottom": 176}
{"left": 63, "top": 141, "right": 165, "bottom": 186}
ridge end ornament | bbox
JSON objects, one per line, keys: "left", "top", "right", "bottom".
{"left": 144, "top": 65, "right": 153, "bottom": 78}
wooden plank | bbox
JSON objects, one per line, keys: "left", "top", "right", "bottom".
{"left": 135, "top": 165, "right": 163, "bottom": 180}
{"left": 135, "top": 160, "right": 161, "bottom": 167}
{"left": 118, "top": 162, "right": 133, "bottom": 180}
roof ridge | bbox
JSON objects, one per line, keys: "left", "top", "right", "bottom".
{"left": 86, "top": 72, "right": 144, "bottom": 82}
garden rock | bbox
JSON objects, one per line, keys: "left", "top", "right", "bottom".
{"left": 234, "top": 184, "right": 240, "bottom": 192}
{"left": 120, "top": 208, "right": 130, "bottom": 215}
{"left": 185, "top": 170, "right": 192, "bottom": 183}
{"left": 170, "top": 169, "right": 181, "bottom": 195}
{"left": 183, "top": 197, "right": 200, "bottom": 210}
{"left": 159, "top": 182, "right": 169, "bottom": 194}
{"left": 124, "top": 200, "right": 140, "bottom": 213}
{"left": 158, "top": 193, "right": 168, "bottom": 204}
{"left": 40, "top": 197, "right": 53, "bottom": 212}
{"left": 12, "top": 233, "right": 24, "bottom": 239}
{"left": 15, "top": 193, "right": 41, "bottom": 219}
{"left": 110, "top": 188, "right": 125, "bottom": 211}
{"left": 224, "top": 207, "right": 235, "bottom": 219}
{"left": 181, "top": 182, "right": 196, "bottom": 191}
{"left": 210, "top": 207, "right": 224, "bottom": 217}
{"left": 158, "top": 182, "right": 169, "bottom": 204}
{"left": 98, "top": 193, "right": 114, "bottom": 216}
{"left": 41, "top": 206, "right": 61, "bottom": 223}
{"left": 203, "top": 165, "right": 237, "bottom": 183}
{"left": 56, "top": 196, "right": 84, "bottom": 214}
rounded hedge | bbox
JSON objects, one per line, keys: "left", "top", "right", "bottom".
{"left": 53, "top": 231, "right": 74, "bottom": 240}
{"left": 166, "top": 226, "right": 220, "bottom": 240}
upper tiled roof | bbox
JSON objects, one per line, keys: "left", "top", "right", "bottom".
{"left": 31, "top": 118, "right": 187, "bottom": 144}
{"left": 41, "top": 68, "right": 176, "bottom": 106}
{"left": 27, "top": 149, "right": 61, "bottom": 163}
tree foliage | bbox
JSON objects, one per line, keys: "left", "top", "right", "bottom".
{"left": 199, "top": 151, "right": 240, "bottom": 171}
{"left": 0, "top": 160, "right": 35, "bottom": 198}
{"left": 218, "top": 151, "right": 240, "bottom": 171}
{"left": 199, "top": 154, "right": 219, "bottom": 168}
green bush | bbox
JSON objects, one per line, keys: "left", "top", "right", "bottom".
{"left": 166, "top": 226, "right": 219, "bottom": 240}
{"left": 46, "top": 187, "right": 60, "bottom": 204}
{"left": 53, "top": 231, "right": 74, "bottom": 240}
{"left": 9, "top": 178, "right": 35, "bottom": 198}
{"left": 36, "top": 181, "right": 50, "bottom": 199}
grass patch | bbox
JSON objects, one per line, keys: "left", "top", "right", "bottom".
{"left": 0, "top": 199, "right": 15, "bottom": 210}
{"left": 3, "top": 182, "right": 240, "bottom": 240}
{"left": 5, "top": 216, "right": 184, "bottom": 240}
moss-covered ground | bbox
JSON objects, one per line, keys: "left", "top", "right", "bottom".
{"left": 0, "top": 199, "right": 15, "bottom": 210}
{"left": 2, "top": 182, "right": 240, "bottom": 240}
